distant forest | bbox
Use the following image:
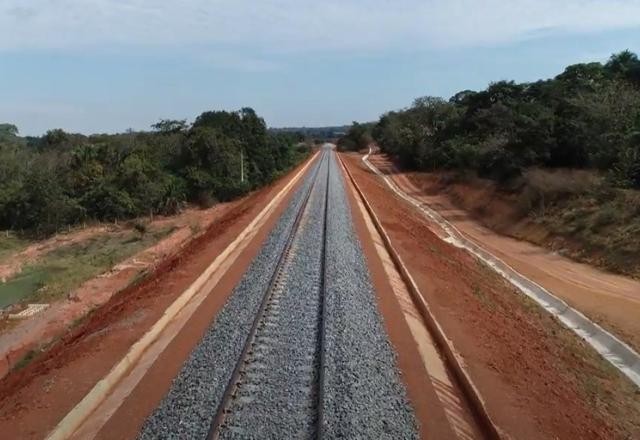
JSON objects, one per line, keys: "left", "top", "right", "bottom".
{"left": 270, "top": 126, "right": 348, "bottom": 141}
{"left": 339, "top": 50, "right": 640, "bottom": 189}
{"left": 0, "top": 108, "right": 310, "bottom": 236}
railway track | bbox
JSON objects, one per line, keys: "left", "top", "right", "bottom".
{"left": 138, "top": 147, "right": 418, "bottom": 439}
{"left": 207, "top": 150, "right": 330, "bottom": 439}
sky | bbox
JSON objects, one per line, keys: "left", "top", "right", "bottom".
{"left": 1, "top": 1, "right": 640, "bottom": 135}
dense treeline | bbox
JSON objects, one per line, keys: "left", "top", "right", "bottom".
{"left": 271, "top": 125, "right": 350, "bottom": 143}
{"left": 336, "top": 122, "right": 373, "bottom": 152}
{"left": 341, "top": 50, "right": 640, "bottom": 188}
{"left": 0, "top": 108, "right": 309, "bottom": 235}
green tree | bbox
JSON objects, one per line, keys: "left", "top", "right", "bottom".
{"left": 370, "top": 50, "right": 640, "bottom": 185}
{"left": 0, "top": 108, "right": 306, "bottom": 234}
{"left": 152, "top": 119, "right": 188, "bottom": 134}
{"left": 0, "top": 123, "right": 19, "bottom": 143}
{"left": 338, "top": 122, "right": 373, "bottom": 152}
{"left": 44, "top": 129, "right": 69, "bottom": 147}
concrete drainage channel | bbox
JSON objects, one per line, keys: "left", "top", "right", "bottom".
{"left": 138, "top": 147, "right": 418, "bottom": 439}
{"left": 362, "top": 148, "right": 640, "bottom": 389}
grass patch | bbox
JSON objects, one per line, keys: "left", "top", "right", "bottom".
{"left": 471, "top": 283, "right": 495, "bottom": 309}
{"left": 538, "top": 190, "right": 640, "bottom": 276}
{"left": 499, "top": 168, "right": 640, "bottom": 277}
{"left": 0, "top": 226, "right": 175, "bottom": 308}
{"left": 13, "top": 349, "right": 38, "bottom": 371}
{"left": 513, "top": 290, "right": 640, "bottom": 437}
{"left": 0, "top": 231, "right": 30, "bottom": 263}
{"left": 0, "top": 267, "right": 50, "bottom": 308}
{"left": 189, "top": 221, "right": 202, "bottom": 235}
{"left": 128, "top": 268, "right": 150, "bottom": 288}
{"left": 69, "top": 306, "right": 97, "bottom": 330}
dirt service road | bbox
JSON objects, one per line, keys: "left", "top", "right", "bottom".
{"left": 367, "top": 153, "right": 640, "bottom": 354}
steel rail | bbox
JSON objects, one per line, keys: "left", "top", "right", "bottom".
{"left": 315, "top": 149, "right": 330, "bottom": 440}
{"left": 207, "top": 149, "right": 330, "bottom": 440}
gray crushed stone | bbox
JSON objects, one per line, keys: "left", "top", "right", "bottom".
{"left": 320, "top": 151, "right": 418, "bottom": 439}
{"left": 138, "top": 149, "right": 418, "bottom": 439}
{"left": 218, "top": 152, "right": 329, "bottom": 439}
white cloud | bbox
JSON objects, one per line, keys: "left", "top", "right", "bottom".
{"left": 1, "top": 0, "right": 640, "bottom": 52}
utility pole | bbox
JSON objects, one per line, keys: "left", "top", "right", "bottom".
{"left": 240, "top": 149, "right": 244, "bottom": 183}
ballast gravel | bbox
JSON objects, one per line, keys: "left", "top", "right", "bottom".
{"left": 138, "top": 149, "right": 418, "bottom": 439}
{"left": 320, "top": 152, "right": 418, "bottom": 439}
{"left": 137, "top": 154, "right": 322, "bottom": 440}
{"left": 218, "top": 152, "right": 330, "bottom": 439}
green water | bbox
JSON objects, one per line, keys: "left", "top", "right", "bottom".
{"left": 0, "top": 268, "right": 49, "bottom": 309}
{"left": 0, "top": 227, "right": 176, "bottom": 310}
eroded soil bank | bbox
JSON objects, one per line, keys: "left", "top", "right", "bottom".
{"left": 372, "top": 154, "right": 640, "bottom": 280}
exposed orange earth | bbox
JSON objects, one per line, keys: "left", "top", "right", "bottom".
{"left": 367, "top": 153, "right": 640, "bottom": 354}
{"left": 1, "top": 150, "right": 639, "bottom": 440}
{"left": 342, "top": 152, "right": 640, "bottom": 440}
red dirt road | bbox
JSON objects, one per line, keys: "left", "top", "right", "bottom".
{"left": 368, "top": 153, "right": 640, "bottom": 354}
{"left": 342, "top": 153, "right": 640, "bottom": 440}
{"left": 0, "top": 156, "right": 315, "bottom": 440}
